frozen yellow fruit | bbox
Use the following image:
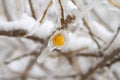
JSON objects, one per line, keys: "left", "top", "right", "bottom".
{"left": 52, "top": 33, "right": 65, "bottom": 47}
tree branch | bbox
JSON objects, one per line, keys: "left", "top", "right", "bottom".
{"left": 108, "top": 0, "right": 120, "bottom": 9}
{"left": 0, "top": 29, "right": 44, "bottom": 43}
{"left": 39, "top": 0, "right": 52, "bottom": 23}
{"left": 0, "top": 15, "right": 45, "bottom": 43}
{"left": 58, "top": 0, "right": 65, "bottom": 29}
{"left": 28, "top": 0, "right": 36, "bottom": 19}
{"left": 82, "top": 48, "right": 120, "bottom": 80}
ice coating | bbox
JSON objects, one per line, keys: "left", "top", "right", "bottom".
{"left": 37, "top": 47, "right": 54, "bottom": 63}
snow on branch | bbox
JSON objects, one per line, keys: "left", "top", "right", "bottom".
{"left": 0, "top": 14, "right": 44, "bottom": 43}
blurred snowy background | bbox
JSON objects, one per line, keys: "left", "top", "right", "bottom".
{"left": 0, "top": 0, "right": 120, "bottom": 80}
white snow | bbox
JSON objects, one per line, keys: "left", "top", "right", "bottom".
{"left": 33, "top": 20, "right": 55, "bottom": 39}
{"left": 0, "top": 13, "right": 36, "bottom": 32}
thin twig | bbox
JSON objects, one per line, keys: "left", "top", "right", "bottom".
{"left": 28, "top": 0, "right": 36, "bottom": 19}
{"left": 83, "top": 18, "right": 103, "bottom": 56}
{"left": 62, "top": 53, "right": 81, "bottom": 79}
{"left": 83, "top": 18, "right": 100, "bottom": 48}
{"left": 82, "top": 48, "right": 120, "bottom": 80}
{"left": 71, "top": 0, "right": 81, "bottom": 11}
{"left": 21, "top": 58, "right": 36, "bottom": 80}
{"left": 49, "top": 47, "right": 99, "bottom": 58}
{"left": 109, "top": 0, "right": 120, "bottom": 9}
{"left": 40, "top": 0, "right": 52, "bottom": 23}
{"left": 113, "top": 71, "right": 120, "bottom": 80}
{"left": 103, "top": 27, "right": 120, "bottom": 51}
{"left": 105, "top": 55, "right": 120, "bottom": 67}
{"left": 4, "top": 52, "right": 37, "bottom": 64}
{"left": 21, "top": 40, "right": 48, "bottom": 80}
{"left": 58, "top": 0, "right": 65, "bottom": 29}
{"left": 21, "top": 50, "right": 42, "bottom": 80}
{"left": 27, "top": 74, "right": 78, "bottom": 79}
{"left": 71, "top": 0, "right": 107, "bottom": 43}
{"left": 49, "top": 53, "right": 99, "bottom": 58}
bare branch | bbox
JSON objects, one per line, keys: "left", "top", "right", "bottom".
{"left": 108, "top": 0, "right": 120, "bottom": 9}
{"left": 82, "top": 18, "right": 103, "bottom": 56}
{"left": 113, "top": 71, "right": 120, "bottom": 80}
{"left": 83, "top": 18, "right": 100, "bottom": 48}
{"left": 82, "top": 48, "right": 120, "bottom": 80}
{"left": 67, "top": 57, "right": 81, "bottom": 77}
{"left": 103, "top": 27, "right": 120, "bottom": 51}
{"left": 4, "top": 52, "right": 37, "bottom": 64}
{"left": 58, "top": 0, "right": 65, "bottom": 29}
{"left": 28, "top": 0, "right": 36, "bottom": 19}
{"left": 40, "top": 0, "right": 52, "bottom": 23}
{"left": 105, "top": 55, "right": 120, "bottom": 67}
